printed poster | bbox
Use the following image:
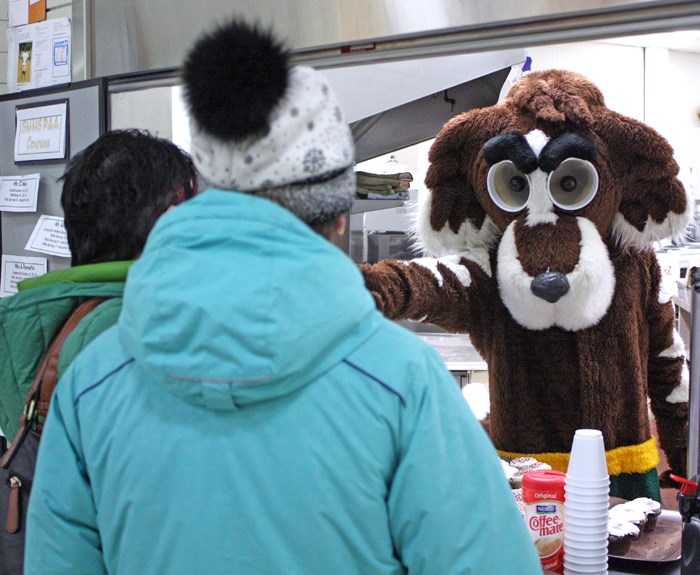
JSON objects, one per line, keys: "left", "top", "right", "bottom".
{"left": 6, "top": 18, "right": 71, "bottom": 93}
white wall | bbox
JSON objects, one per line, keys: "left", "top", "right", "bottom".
{"left": 647, "top": 48, "right": 700, "bottom": 200}
{"left": 526, "top": 41, "right": 645, "bottom": 120}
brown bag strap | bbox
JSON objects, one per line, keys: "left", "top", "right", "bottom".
{"left": 34, "top": 297, "right": 109, "bottom": 426}
{"left": 1, "top": 297, "right": 109, "bottom": 466}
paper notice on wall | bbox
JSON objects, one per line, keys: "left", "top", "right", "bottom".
{"left": 0, "top": 255, "right": 47, "bottom": 297}
{"left": 25, "top": 215, "right": 71, "bottom": 257}
{"left": 0, "top": 174, "right": 40, "bottom": 212}
{"left": 6, "top": 18, "right": 71, "bottom": 93}
{"left": 9, "top": 0, "right": 29, "bottom": 28}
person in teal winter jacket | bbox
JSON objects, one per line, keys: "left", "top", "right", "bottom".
{"left": 0, "top": 129, "right": 197, "bottom": 441}
{"left": 25, "top": 20, "right": 541, "bottom": 575}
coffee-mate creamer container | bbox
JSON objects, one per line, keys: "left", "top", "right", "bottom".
{"left": 522, "top": 469, "right": 566, "bottom": 573}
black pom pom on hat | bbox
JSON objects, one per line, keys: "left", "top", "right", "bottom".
{"left": 182, "top": 20, "right": 289, "bottom": 142}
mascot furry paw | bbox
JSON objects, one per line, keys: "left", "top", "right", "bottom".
{"left": 360, "top": 69, "right": 691, "bottom": 501}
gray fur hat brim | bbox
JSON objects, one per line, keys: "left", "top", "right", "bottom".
{"left": 252, "top": 167, "right": 355, "bottom": 225}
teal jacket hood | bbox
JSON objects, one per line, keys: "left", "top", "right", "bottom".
{"left": 120, "top": 190, "right": 380, "bottom": 410}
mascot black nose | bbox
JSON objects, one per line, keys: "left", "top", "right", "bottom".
{"left": 531, "top": 272, "right": 570, "bottom": 303}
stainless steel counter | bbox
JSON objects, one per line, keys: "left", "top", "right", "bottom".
{"left": 415, "top": 333, "right": 487, "bottom": 373}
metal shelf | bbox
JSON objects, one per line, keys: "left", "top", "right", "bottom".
{"left": 351, "top": 199, "right": 404, "bottom": 214}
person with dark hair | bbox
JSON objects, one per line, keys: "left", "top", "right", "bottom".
{"left": 0, "top": 129, "right": 197, "bottom": 441}
{"left": 61, "top": 129, "right": 197, "bottom": 267}
{"left": 24, "top": 21, "right": 540, "bottom": 575}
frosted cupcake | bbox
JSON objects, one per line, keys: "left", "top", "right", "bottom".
{"left": 608, "top": 519, "right": 640, "bottom": 556}
{"left": 609, "top": 504, "right": 647, "bottom": 540}
{"left": 628, "top": 497, "right": 662, "bottom": 532}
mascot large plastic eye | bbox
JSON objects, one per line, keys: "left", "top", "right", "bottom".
{"left": 487, "top": 160, "right": 530, "bottom": 212}
{"left": 488, "top": 157, "right": 598, "bottom": 213}
{"left": 547, "top": 158, "right": 598, "bottom": 210}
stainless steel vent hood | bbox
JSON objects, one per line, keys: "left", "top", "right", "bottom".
{"left": 321, "top": 48, "right": 524, "bottom": 161}
{"left": 349, "top": 65, "right": 509, "bottom": 162}
{"left": 106, "top": 47, "right": 524, "bottom": 164}
{"left": 350, "top": 66, "right": 509, "bottom": 162}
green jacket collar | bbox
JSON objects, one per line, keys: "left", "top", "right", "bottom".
{"left": 18, "top": 261, "right": 133, "bottom": 292}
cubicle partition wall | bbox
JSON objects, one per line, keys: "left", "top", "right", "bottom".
{"left": 0, "top": 80, "right": 106, "bottom": 276}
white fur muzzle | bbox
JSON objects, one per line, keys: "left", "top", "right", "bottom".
{"left": 497, "top": 217, "right": 616, "bottom": 331}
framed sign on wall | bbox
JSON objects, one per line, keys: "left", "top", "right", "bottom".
{"left": 14, "top": 99, "right": 68, "bottom": 163}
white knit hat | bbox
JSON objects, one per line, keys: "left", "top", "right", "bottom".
{"left": 183, "top": 20, "right": 356, "bottom": 224}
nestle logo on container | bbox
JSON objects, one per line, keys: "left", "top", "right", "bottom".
{"left": 536, "top": 504, "right": 556, "bottom": 513}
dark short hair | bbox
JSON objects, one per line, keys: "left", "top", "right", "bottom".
{"left": 61, "top": 129, "right": 198, "bottom": 266}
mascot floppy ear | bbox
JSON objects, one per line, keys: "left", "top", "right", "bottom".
{"left": 595, "top": 110, "right": 692, "bottom": 248}
{"left": 415, "top": 107, "right": 512, "bottom": 258}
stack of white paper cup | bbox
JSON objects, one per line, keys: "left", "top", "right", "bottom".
{"left": 564, "top": 429, "right": 610, "bottom": 575}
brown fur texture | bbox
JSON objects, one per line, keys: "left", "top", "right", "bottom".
{"left": 514, "top": 218, "right": 581, "bottom": 276}
{"left": 361, "top": 70, "right": 690, "bottom": 496}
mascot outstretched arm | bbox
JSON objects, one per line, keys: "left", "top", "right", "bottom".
{"left": 360, "top": 70, "right": 691, "bottom": 501}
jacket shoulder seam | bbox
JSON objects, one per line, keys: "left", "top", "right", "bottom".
{"left": 73, "top": 358, "right": 135, "bottom": 406}
{"left": 342, "top": 358, "right": 406, "bottom": 406}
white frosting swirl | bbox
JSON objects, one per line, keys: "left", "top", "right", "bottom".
{"left": 608, "top": 519, "right": 640, "bottom": 538}
{"left": 629, "top": 497, "right": 661, "bottom": 515}
{"left": 609, "top": 504, "right": 647, "bottom": 524}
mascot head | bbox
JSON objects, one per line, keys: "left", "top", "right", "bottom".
{"left": 416, "top": 69, "right": 692, "bottom": 331}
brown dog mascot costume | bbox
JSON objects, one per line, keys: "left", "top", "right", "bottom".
{"left": 360, "top": 69, "right": 691, "bottom": 501}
